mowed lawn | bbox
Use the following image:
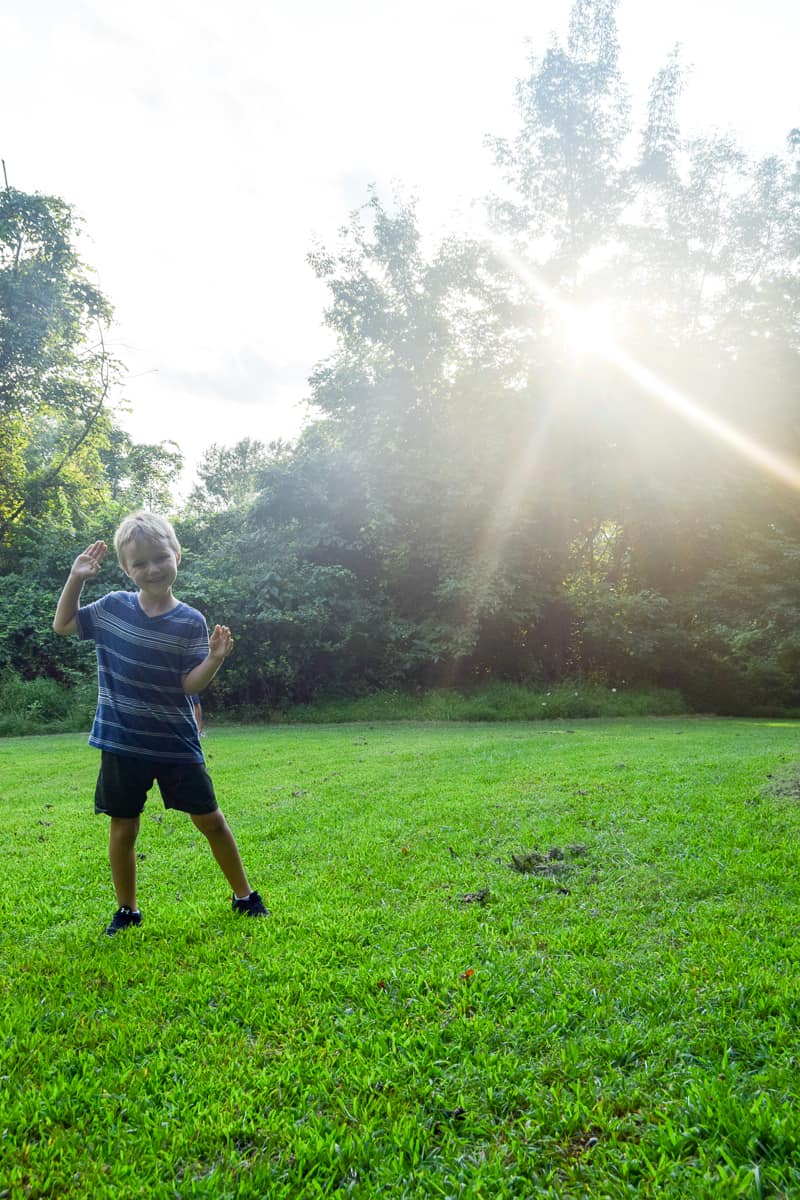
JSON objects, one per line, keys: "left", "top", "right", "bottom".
{"left": 2, "top": 718, "right": 800, "bottom": 1199}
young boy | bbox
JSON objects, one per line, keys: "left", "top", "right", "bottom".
{"left": 53, "top": 511, "right": 268, "bottom": 934}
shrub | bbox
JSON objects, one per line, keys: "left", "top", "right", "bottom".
{"left": 0, "top": 671, "right": 96, "bottom": 735}
{"left": 278, "top": 682, "right": 688, "bottom": 724}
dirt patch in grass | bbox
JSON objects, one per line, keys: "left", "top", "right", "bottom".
{"left": 762, "top": 763, "right": 800, "bottom": 802}
{"left": 509, "top": 844, "right": 589, "bottom": 877}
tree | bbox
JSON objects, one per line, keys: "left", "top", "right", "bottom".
{"left": 306, "top": 188, "right": 564, "bottom": 685}
{"left": 0, "top": 179, "right": 190, "bottom": 692}
{"left": 13, "top": 2, "right": 798, "bottom": 712}
{"left": 100, "top": 426, "right": 184, "bottom": 511}
{"left": 280, "top": 0, "right": 800, "bottom": 704}
{"left": 0, "top": 183, "right": 117, "bottom": 542}
{"left": 185, "top": 438, "right": 274, "bottom": 514}
{"left": 177, "top": 443, "right": 377, "bottom": 706}
{"left": 489, "top": 0, "right": 630, "bottom": 275}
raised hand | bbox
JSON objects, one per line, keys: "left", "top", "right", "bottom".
{"left": 209, "top": 624, "right": 235, "bottom": 661}
{"left": 70, "top": 541, "right": 108, "bottom": 581}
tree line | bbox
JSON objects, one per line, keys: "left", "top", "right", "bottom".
{"left": 3, "top": 0, "right": 800, "bottom": 716}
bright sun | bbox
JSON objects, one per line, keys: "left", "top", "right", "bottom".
{"left": 489, "top": 235, "right": 800, "bottom": 495}
{"left": 562, "top": 301, "right": 618, "bottom": 354}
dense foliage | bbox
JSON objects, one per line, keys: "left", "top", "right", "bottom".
{"left": 2, "top": 0, "right": 799, "bottom": 718}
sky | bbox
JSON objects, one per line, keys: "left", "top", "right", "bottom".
{"left": 2, "top": 0, "right": 798, "bottom": 492}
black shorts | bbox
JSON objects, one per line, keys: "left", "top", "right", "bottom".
{"left": 94, "top": 751, "right": 219, "bottom": 819}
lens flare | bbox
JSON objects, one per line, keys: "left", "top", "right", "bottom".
{"left": 492, "top": 239, "right": 800, "bottom": 493}
{"left": 562, "top": 301, "right": 617, "bottom": 354}
{"left": 445, "top": 221, "right": 800, "bottom": 677}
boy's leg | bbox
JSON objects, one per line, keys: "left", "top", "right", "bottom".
{"left": 158, "top": 765, "right": 265, "bottom": 911}
{"left": 191, "top": 809, "right": 251, "bottom": 898}
{"left": 109, "top": 815, "right": 141, "bottom": 910}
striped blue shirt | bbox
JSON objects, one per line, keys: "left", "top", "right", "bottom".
{"left": 76, "top": 591, "right": 209, "bottom": 763}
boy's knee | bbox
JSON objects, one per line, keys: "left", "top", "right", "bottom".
{"left": 191, "top": 809, "right": 227, "bottom": 836}
{"left": 110, "top": 815, "right": 140, "bottom": 841}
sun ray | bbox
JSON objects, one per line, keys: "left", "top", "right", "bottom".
{"left": 491, "top": 238, "right": 800, "bottom": 493}
{"left": 450, "top": 222, "right": 800, "bottom": 674}
{"left": 471, "top": 389, "right": 557, "bottom": 586}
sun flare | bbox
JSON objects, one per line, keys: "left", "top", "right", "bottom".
{"left": 562, "top": 301, "right": 618, "bottom": 355}
{"left": 482, "top": 232, "right": 800, "bottom": 495}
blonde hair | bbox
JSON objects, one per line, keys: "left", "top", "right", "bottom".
{"left": 113, "top": 511, "right": 181, "bottom": 564}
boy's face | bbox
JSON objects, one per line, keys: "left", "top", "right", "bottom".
{"left": 121, "top": 535, "right": 180, "bottom": 598}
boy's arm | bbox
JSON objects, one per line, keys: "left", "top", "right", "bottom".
{"left": 181, "top": 624, "right": 235, "bottom": 694}
{"left": 53, "top": 541, "right": 108, "bottom": 636}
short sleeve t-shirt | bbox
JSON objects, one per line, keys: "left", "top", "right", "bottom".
{"left": 76, "top": 591, "right": 209, "bottom": 763}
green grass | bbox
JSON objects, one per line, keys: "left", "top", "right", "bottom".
{"left": 2, "top": 717, "right": 800, "bottom": 1198}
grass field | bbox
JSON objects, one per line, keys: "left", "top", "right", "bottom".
{"left": 2, "top": 717, "right": 800, "bottom": 1198}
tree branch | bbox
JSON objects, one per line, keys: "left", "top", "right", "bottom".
{"left": 0, "top": 322, "right": 112, "bottom": 540}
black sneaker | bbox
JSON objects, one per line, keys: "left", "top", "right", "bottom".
{"left": 232, "top": 891, "right": 269, "bottom": 917}
{"left": 105, "top": 906, "right": 143, "bottom": 936}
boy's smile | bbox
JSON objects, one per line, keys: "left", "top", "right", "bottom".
{"left": 122, "top": 535, "right": 180, "bottom": 608}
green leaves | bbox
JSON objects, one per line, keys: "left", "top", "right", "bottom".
{"left": 0, "top": 187, "right": 118, "bottom": 542}
{"left": 6, "top": 0, "right": 800, "bottom": 712}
